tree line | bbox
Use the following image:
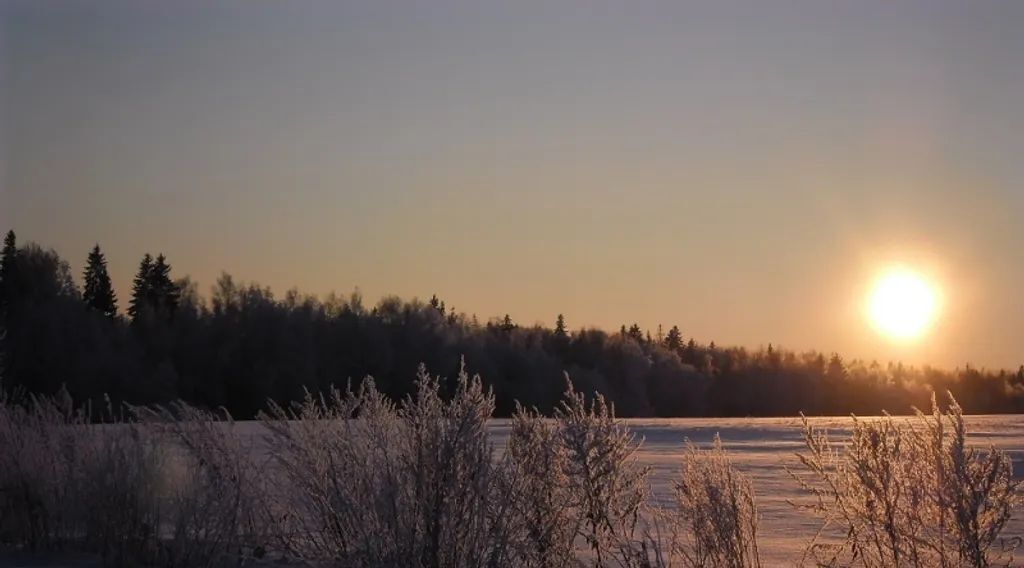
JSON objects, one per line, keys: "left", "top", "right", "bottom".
{"left": 1, "top": 229, "right": 1022, "bottom": 418}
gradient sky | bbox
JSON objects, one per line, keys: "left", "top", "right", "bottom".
{"left": 3, "top": 1, "right": 1024, "bottom": 368}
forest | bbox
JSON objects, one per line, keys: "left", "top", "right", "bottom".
{"left": 2, "top": 229, "right": 1023, "bottom": 418}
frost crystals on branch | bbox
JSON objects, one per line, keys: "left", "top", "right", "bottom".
{"left": 791, "top": 392, "right": 1021, "bottom": 568}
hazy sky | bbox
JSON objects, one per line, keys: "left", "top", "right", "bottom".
{"left": 4, "top": 1, "right": 1024, "bottom": 368}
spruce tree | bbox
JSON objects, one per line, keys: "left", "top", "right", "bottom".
{"left": 148, "top": 254, "right": 180, "bottom": 320}
{"left": 552, "top": 313, "right": 570, "bottom": 354}
{"left": 826, "top": 353, "right": 847, "bottom": 381}
{"left": 0, "top": 319, "right": 5, "bottom": 379}
{"left": 428, "top": 294, "right": 447, "bottom": 316}
{"left": 554, "top": 313, "right": 568, "bottom": 338}
{"left": 128, "top": 253, "right": 154, "bottom": 321}
{"left": 0, "top": 230, "right": 16, "bottom": 315}
{"left": 0, "top": 231, "right": 10, "bottom": 375}
{"left": 0, "top": 230, "right": 15, "bottom": 275}
{"left": 82, "top": 244, "right": 117, "bottom": 318}
{"left": 664, "top": 325, "right": 683, "bottom": 351}
{"left": 500, "top": 314, "right": 516, "bottom": 333}
{"left": 683, "top": 338, "right": 698, "bottom": 365}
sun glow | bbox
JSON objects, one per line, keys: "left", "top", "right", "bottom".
{"left": 868, "top": 268, "right": 940, "bottom": 341}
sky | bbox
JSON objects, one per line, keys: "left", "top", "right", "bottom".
{"left": 3, "top": 1, "right": 1024, "bottom": 369}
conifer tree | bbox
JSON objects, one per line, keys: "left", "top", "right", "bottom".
{"left": 664, "top": 325, "right": 683, "bottom": 351}
{"left": 0, "top": 231, "right": 9, "bottom": 375}
{"left": 627, "top": 323, "right": 644, "bottom": 343}
{"left": 683, "top": 338, "right": 698, "bottom": 364}
{"left": 554, "top": 313, "right": 568, "bottom": 338}
{"left": 148, "top": 254, "right": 180, "bottom": 319}
{"left": 500, "top": 314, "right": 516, "bottom": 333}
{"left": 826, "top": 353, "right": 847, "bottom": 381}
{"left": 0, "top": 230, "right": 16, "bottom": 315}
{"left": 766, "top": 343, "right": 781, "bottom": 369}
{"left": 128, "top": 253, "right": 154, "bottom": 321}
{"left": 552, "top": 313, "right": 570, "bottom": 355}
{"left": 0, "top": 230, "right": 15, "bottom": 275}
{"left": 82, "top": 244, "right": 117, "bottom": 318}
{"left": 0, "top": 319, "right": 5, "bottom": 379}
{"left": 429, "top": 294, "right": 444, "bottom": 315}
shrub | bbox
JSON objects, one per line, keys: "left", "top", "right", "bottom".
{"left": 260, "top": 378, "right": 401, "bottom": 563}
{"left": 503, "top": 403, "right": 577, "bottom": 567}
{"left": 260, "top": 363, "right": 505, "bottom": 567}
{"left": 135, "top": 402, "right": 272, "bottom": 567}
{"left": 792, "top": 392, "right": 1021, "bottom": 567}
{"left": 2, "top": 373, "right": 1017, "bottom": 568}
{"left": 916, "top": 393, "right": 1020, "bottom": 567}
{"left": 0, "top": 388, "right": 165, "bottom": 565}
{"left": 674, "top": 435, "right": 761, "bottom": 568}
{"left": 555, "top": 378, "right": 650, "bottom": 566}
{"left": 0, "top": 386, "right": 271, "bottom": 567}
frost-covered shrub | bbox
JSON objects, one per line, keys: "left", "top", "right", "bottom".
{"left": 915, "top": 394, "right": 1020, "bottom": 567}
{"left": 503, "top": 403, "right": 577, "bottom": 567}
{"left": 556, "top": 379, "right": 650, "bottom": 566}
{"left": 505, "top": 379, "right": 696, "bottom": 568}
{"left": 6, "top": 371, "right": 1018, "bottom": 568}
{"left": 674, "top": 435, "right": 760, "bottom": 568}
{"left": 793, "top": 392, "right": 1020, "bottom": 568}
{"left": 502, "top": 380, "right": 665, "bottom": 567}
{"left": 260, "top": 378, "right": 401, "bottom": 562}
{"left": 261, "top": 363, "right": 505, "bottom": 567}
{"left": 399, "top": 364, "right": 500, "bottom": 567}
{"left": 263, "top": 370, "right": 658, "bottom": 567}
{"left": 136, "top": 402, "right": 271, "bottom": 567}
{"left": 0, "top": 388, "right": 165, "bottom": 564}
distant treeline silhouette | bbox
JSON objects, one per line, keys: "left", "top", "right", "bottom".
{"left": 1, "top": 230, "right": 1022, "bottom": 418}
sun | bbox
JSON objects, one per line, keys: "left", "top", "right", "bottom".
{"left": 867, "top": 268, "right": 940, "bottom": 341}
